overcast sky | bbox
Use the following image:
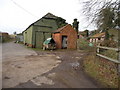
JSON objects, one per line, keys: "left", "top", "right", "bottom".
{"left": 0, "top": 0, "right": 97, "bottom": 34}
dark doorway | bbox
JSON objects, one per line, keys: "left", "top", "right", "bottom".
{"left": 62, "top": 36, "right": 67, "bottom": 49}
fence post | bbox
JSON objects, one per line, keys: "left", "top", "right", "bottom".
{"left": 118, "top": 48, "right": 120, "bottom": 89}
{"left": 97, "top": 43, "right": 100, "bottom": 53}
{"left": 118, "top": 27, "right": 120, "bottom": 89}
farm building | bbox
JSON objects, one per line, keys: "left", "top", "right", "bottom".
{"left": 15, "top": 33, "right": 23, "bottom": 43}
{"left": 9, "top": 34, "right": 16, "bottom": 39}
{"left": 23, "top": 13, "right": 58, "bottom": 48}
{"left": 52, "top": 24, "right": 77, "bottom": 49}
{"left": 0, "top": 32, "right": 9, "bottom": 37}
{"left": 23, "top": 13, "right": 67, "bottom": 48}
{"left": 89, "top": 29, "right": 118, "bottom": 43}
{"left": 0, "top": 32, "right": 9, "bottom": 43}
{"left": 89, "top": 32, "right": 105, "bottom": 43}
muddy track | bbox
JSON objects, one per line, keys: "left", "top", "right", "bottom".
{"left": 26, "top": 50, "right": 103, "bottom": 88}
{"left": 2, "top": 42, "right": 103, "bottom": 88}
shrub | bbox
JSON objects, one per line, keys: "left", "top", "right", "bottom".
{"left": 0, "top": 36, "right": 12, "bottom": 43}
{"left": 83, "top": 54, "right": 118, "bottom": 88}
{"left": 77, "top": 38, "right": 95, "bottom": 51}
{"left": 100, "top": 40, "right": 118, "bottom": 48}
{"left": 100, "top": 50, "right": 118, "bottom": 60}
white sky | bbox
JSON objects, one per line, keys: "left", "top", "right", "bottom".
{"left": 0, "top": 0, "right": 96, "bottom": 34}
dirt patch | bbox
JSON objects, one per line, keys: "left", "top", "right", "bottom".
{"left": 2, "top": 42, "right": 103, "bottom": 88}
{"left": 2, "top": 42, "right": 61, "bottom": 88}
{"left": 3, "top": 54, "right": 61, "bottom": 88}
{"left": 13, "top": 50, "right": 101, "bottom": 88}
{"left": 29, "top": 50, "right": 101, "bottom": 88}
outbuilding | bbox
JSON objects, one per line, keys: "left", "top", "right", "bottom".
{"left": 23, "top": 13, "right": 67, "bottom": 48}
{"left": 22, "top": 13, "right": 59, "bottom": 48}
{"left": 52, "top": 24, "right": 77, "bottom": 49}
{"left": 0, "top": 32, "right": 9, "bottom": 43}
{"left": 89, "top": 32, "right": 105, "bottom": 43}
{"left": 15, "top": 33, "right": 23, "bottom": 43}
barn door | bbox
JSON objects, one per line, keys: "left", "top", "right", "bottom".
{"left": 35, "top": 32, "right": 44, "bottom": 48}
{"left": 62, "top": 36, "right": 67, "bottom": 49}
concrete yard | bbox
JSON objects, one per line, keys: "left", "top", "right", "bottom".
{"left": 2, "top": 42, "right": 101, "bottom": 88}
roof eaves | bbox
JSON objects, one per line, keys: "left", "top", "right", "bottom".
{"left": 23, "top": 13, "right": 58, "bottom": 33}
{"left": 53, "top": 24, "right": 70, "bottom": 33}
{"left": 90, "top": 32, "right": 105, "bottom": 38}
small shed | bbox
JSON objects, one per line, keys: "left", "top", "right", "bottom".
{"left": 52, "top": 24, "right": 77, "bottom": 49}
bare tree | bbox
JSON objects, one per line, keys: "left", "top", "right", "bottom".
{"left": 82, "top": 0, "right": 119, "bottom": 29}
{"left": 82, "top": 0, "right": 120, "bottom": 40}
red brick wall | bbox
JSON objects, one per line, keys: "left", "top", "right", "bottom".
{"left": 52, "top": 33, "right": 62, "bottom": 49}
{"left": 53, "top": 24, "right": 77, "bottom": 49}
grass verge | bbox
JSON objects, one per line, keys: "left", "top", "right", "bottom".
{"left": 83, "top": 53, "right": 118, "bottom": 88}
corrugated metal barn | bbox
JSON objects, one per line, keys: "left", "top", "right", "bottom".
{"left": 23, "top": 13, "right": 59, "bottom": 48}
{"left": 52, "top": 24, "right": 77, "bottom": 49}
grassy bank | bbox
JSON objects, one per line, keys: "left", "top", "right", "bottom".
{"left": 83, "top": 53, "right": 118, "bottom": 88}
{"left": 0, "top": 37, "right": 14, "bottom": 43}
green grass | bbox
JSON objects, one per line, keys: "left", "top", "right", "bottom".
{"left": 77, "top": 38, "right": 96, "bottom": 52}
{"left": 31, "top": 48, "right": 43, "bottom": 51}
{"left": 23, "top": 45, "right": 45, "bottom": 52}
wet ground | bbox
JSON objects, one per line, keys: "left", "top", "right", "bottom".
{"left": 2, "top": 42, "right": 102, "bottom": 88}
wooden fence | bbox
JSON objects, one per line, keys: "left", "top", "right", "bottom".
{"left": 96, "top": 45, "right": 120, "bottom": 64}
{"left": 96, "top": 45, "right": 120, "bottom": 88}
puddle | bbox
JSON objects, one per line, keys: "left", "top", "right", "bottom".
{"left": 70, "top": 62, "right": 80, "bottom": 69}
{"left": 4, "top": 76, "right": 10, "bottom": 79}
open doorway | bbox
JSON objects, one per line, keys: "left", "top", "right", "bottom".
{"left": 62, "top": 36, "right": 67, "bottom": 49}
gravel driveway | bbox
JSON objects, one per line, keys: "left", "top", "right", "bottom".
{"left": 2, "top": 42, "right": 101, "bottom": 88}
{"left": 2, "top": 42, "right": 60, "bottom": 88}
{"left": 2, "top": 42, "right": 37, "bottom": 61}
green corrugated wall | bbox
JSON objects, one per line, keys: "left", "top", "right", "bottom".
{"left": 34, "top": 18, "right": 58, "bottom": 31}
{"left": 23, "top": 17, "right": 58, "bottom": 48}
{"left": 35, "top": 32, "right": 44, "bottom": 48}
{"left": 23, "top": 26, "right": 33, "bottom": 45}
{"left": 32, "top": 26, "right": 53, "bottom": 48}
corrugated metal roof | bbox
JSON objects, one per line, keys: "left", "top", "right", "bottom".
{"left": 23, "top": 13, "right": 58, "bottom": 33}
{"left": 43, "top": 13, "right": 57, "bottom": 19}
